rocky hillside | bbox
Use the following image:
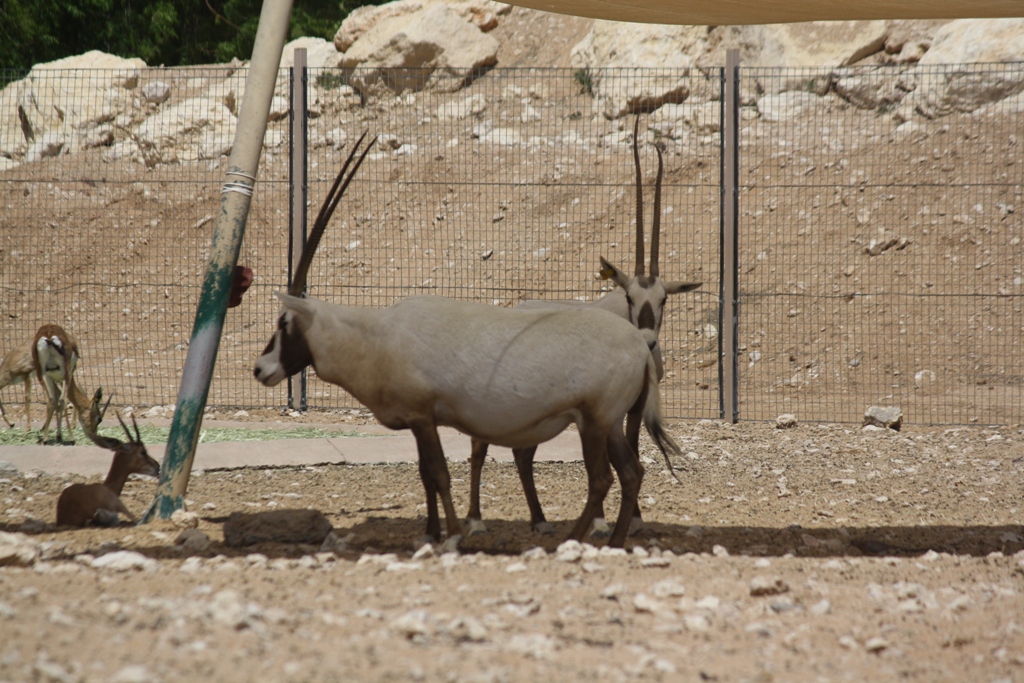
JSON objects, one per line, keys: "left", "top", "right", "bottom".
{"left": 1, "top": 3, "right": 1023, "bottom": 171}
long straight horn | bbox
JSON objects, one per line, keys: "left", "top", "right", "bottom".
{"left": 650, "top": 144, "right": 664, "bottom": 278}
{"left": 632, "top": 115, "right": 645, "bottom": 277}
{"left": 131, "top": 414, "right": 142, "bottom": 444}
{"left": 288, "top": 131, "right": 378, "bottom": 297}
{"left": 117, "top": 412, "right": 133, "bottom": 442}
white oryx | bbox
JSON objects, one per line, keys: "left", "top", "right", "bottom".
{"left": 466, "top": 116, "right": 701, "bottom": 536}
{"left": 253, "top": 132, "right": 682, "bottom": 549}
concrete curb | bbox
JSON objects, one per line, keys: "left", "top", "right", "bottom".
{"left": 0, "top": 425, "right": 584, "bottom": 476}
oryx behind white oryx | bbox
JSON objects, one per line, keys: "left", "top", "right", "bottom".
{"left": 253, "top": 133, "right": 682, "bottom": 549}
{"left": 467, "top": 116, "right": 701, "bottom": 536}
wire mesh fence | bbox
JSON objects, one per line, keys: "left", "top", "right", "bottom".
{"left": 737, "top": 63, "right": 1024, "bottom": 424}
{"left": 299, "top": 67, "right": 721, "bottom": 417}
{"left": 1, "top": 59, "right": 1022, "bottom": 425}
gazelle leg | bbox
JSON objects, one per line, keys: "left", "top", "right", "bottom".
{"left": 39, "top": 376, "right": 59, "bottom": 444}
{"left": 607, "top": 427, "right": 643, "bottom": 549}
{"left": 23, "top": 375, "right": 32, "bottom": 433}
{"left": 512, "top": 445, "right": 554, "bottom": 534}
{"left": 466, "top": 438, "right": 489, "bottom": 535}
{"left": 410, "top": 422, "right": 462, "bottom": 551}
{"left": 568, "top": 427, "right": 613, "bottom": 543}
{"left": 0, "top": 396, "right": 11, "bottom": 428}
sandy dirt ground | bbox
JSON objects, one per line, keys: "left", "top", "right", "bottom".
{"left": 1, "top": 419, "right": 1023, "bottom": 682}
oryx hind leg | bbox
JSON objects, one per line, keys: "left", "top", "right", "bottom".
{"left": 512, "top": 445, "right": 555, "bottom": 535}
{"left": 568, "top": 427, "right": 614, "bottom": 543}
{"left": 466, "top": 438, "right": 489, "bottom": 535}
{"left": 607, "top": 427, "right": 643, "bottom": 548}
{"left": 411, "top": 422, "right": 462, "bottom": 552}
{"left": 624, "top": 408, "right": 644, "bottom": 531}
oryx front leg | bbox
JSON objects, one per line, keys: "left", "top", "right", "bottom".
{"left": 411, "top": 422, "right": 462, "bottom": 552}
{"left": 568, "top": 428, "right": 614, "bottom": 543}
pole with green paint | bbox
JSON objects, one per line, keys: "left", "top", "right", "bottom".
{"left": 141, "top": 0, "right": 295, "bottom": 522}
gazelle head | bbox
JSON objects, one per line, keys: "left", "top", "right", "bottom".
{"left": 83, "top": 411, "right": 160, "bottom": 479}
{"left": 599, "top": 116, "right": 701, "bottom": 353}
{"left": 254, "top": 132, "right": 377, "bottom": 387}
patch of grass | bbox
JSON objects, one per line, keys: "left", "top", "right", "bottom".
{"left": 0, "top": 425, "right": 367, "bottom": 447}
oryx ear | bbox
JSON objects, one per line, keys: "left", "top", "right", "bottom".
{"left": 664, "top": 280, "right": 702, "bottom": 295}
{"left": 275, "top": 291, "right": 314, "bottom": 315}
{"left": 599, "top": 257, "right": 632, "bottom": 289}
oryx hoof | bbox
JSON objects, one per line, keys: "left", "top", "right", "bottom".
{"left": 533, "top": 521, "right": 556, "bottom": 535}
{"left": 440, "top": 534, "right": 462, "bottom": 554}
{"left": 589, "top": 518, "right": 612, "bottom": 540}
{"left": 466, "top": 519, "right": 488, "bottom": 536}
{"left": 628, "top": 517, "right": 645, "bottom": 536}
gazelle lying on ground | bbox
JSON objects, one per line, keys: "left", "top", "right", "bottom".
{"left": 56, "top": 404, "right": 159, "bottom": 527}
{"left": 2, "top": 328, "right": 107, "bottom": 438}
{"left": 467, "top": 117, "right": 701, "bottom": 536}
{"left": 253, "top": 133, "right": 683, "bottom": 549}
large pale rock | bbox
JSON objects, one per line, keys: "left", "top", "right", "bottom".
{"left": 757, "top": 91, "right": 820, "bottom": 122}
{"left": 650, "top": 100, "right": 721, "bottom": 137}
{"left": 570, "top": 21, "right": 706, "bottom": 119}
{"left": 281, "top": 37, "right": 341, "bottom": 70}
{"left": 340, "top": 4, "right": 498, "bottom": 94}
{"left": 0, "top": 81, "right": 26, "bottom": 162}
{"left": 912, "top": 19, "right": 1024, "bottom": 117}
{"left": 701, "top": 21, "right": 887, "bottom": 69}
{"left": 334, "top": 0, "right": 510, "bottom": 53}
{"left": 135, "top": 97, "right": 236, "bottom": 165}
{"left": 0, "top": 532, "right": 40, "bottom": 567}
{"left": 15, "top": 50, "right": 145, "bottom": 155}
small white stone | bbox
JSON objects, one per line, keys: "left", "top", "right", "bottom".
{"left": 651, "top": 580, "right": 687, "bottom": 598}
{"left": 521, "top": 546, "right": 547, "bottom": 560}
{"left": 411, "top": 544, "right": 435, "bottom": 561}
{"left": 170, "top": 509, "right": 199, "bottom": 529}
{"left": 810, "top": 599, "right": 832, "bottom": 616}
{"left": 632, "top": 593, "right": 663, "bottom": 613}
{"left": 91, "top": 551, "right": 157, "bottom": 572}
{"left": 555, "top": 540, "right": 583, "bottom": 562}
{"left": 865, "top": 636, "right": 889, "bottom": 652}
{"left": 712, "top": 545, "right": 730, "bottom": 557}
{"left": 111, "top": 665, "right": 154, "bottom": 683}
{"left": 391, "top": 610, "right": 431, "bottom": 638}
{"left": 506, "top": 562, "right": 528, "bottom": 573}
{"left": 749, "top": 576, "right": 789, "bottom": 596}
{"left": 683, "top": 613, "right": 711, "bottom": 631}
{"left": 601, "top": 583, "right": 628, "bottom": 599}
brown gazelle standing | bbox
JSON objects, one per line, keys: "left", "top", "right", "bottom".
{"left": 32, "top": 324, "right": 85, "bottom": 444}
{"left": 3, "top": 329, "right": 107, "bottom": 437}
{"left": 466, "top": 116, "right": 702, "bottom": 537}
{"left": 56, "top": 409, "right": 160, "bottom": 527}
{"left": 0, "top": 338, "right": 35, "bottom": 431}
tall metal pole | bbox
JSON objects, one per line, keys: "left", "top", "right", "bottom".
{"left": 720, "top": 49, "right": 740, "bottom": 423}
{"left": 141, "top": 0, "right": 295, "bottom": 522}
{"left": 287, "top": 48, "right": 308, "bottom": 412}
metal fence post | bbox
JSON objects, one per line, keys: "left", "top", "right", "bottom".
{"left": 140, "top": 0, "right": 296, "bottom": 522}
{"left": 720, "top": 50, "right": 740, "bottom": 423}
{"left": 288, "top": 47, "right": 308, "bottom": 412}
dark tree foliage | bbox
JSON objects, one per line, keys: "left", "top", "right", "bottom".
{"left": 0, "top": 0, "right": 386, "bottom": 70}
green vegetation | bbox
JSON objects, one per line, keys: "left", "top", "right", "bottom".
{"left": 573, "top": 68, "right": 593, "bottom": 96}
{"left": 0, "top": 424, "right": 369, "bottom": 446}
{"left": 0, "top": 0, "right": 388, "bottom": 71}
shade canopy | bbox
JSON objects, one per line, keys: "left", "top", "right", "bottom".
{"left": 504, "top": 0, "right": 1022, "bottom": 25}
